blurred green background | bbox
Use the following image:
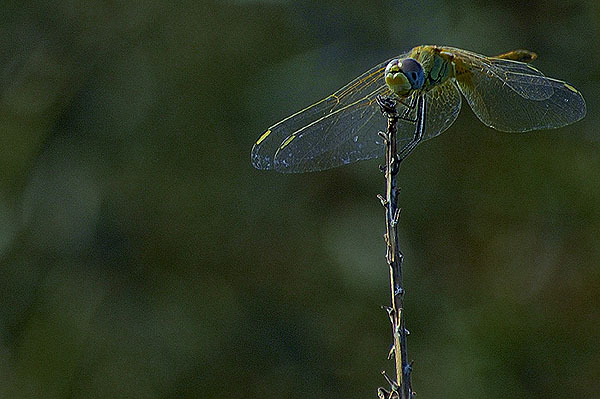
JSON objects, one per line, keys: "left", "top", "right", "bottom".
{"left": 0, "top": 0, "right": 598, "bottom": 398}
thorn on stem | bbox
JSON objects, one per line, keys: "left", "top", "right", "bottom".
{"left": 381, "top": 370, "right": 399, "bottom": 390}
{"left": 404, "top": 362, "right": 413, "bottom": 377}
{"left": 387, "top": 345, "right": 395, "bottom": 360}
{"left": 394, "top": 285, "right": 404, "bottom": 297}
{"left": 378, "top": 130, "right": 390, "bottom": 143}
{"left": 382, "top": 305, "right": 394, "bottom": 324}
{"left": 377, "top": 194, "right": 388, "bottom": 206}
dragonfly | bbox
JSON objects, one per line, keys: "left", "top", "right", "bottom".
{"left": 251, "top": 45, "right": 586, "bottom": 173}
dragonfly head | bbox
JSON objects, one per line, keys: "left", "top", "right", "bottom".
{"left": 385, "top": 58, "right": 424, "bottom": 96}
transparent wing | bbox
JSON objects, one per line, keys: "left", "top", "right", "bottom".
{"left": 444, "top": 47, "right": 586, "bottom": 132}
{"left": 274, "top": 80, "right": 463, "bottom": 173}
{"left": 252, "top": 53, "right": 409, "bottom": 171}
{"left": 271, "top": 85, "right": 391, "bottom": 173}
{"left": 421, "top": 79, "right": 462, "bottom": 141}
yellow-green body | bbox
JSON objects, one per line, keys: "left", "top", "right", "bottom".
{"left": 251, "top": 45, "right": 585, "bottom": 173}
{"left": 385, "top": 46, "right": 455, "bottom": 96}
{"left": 386, "top": 45, "right": 538, "bottom": 98}
{"left": 407, "top": 45, "right": 455, "bottom": 90}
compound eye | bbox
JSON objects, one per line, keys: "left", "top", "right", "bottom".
{"left": 400, "top": 58, "right": 425, "bottom": 89}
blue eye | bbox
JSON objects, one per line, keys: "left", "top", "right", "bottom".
{"left": 401, "top": 58, "right": 424, "bottom": 89}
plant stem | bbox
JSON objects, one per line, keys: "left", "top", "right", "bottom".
{"left": 376, "top": 94, "right": 426, "bottom": 399}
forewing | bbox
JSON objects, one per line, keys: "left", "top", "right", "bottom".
{"left": 252, "top": 54, "right": 408, "bottom": 170}
{"left": 274, "top": 80, "right": 462, "bottom": 173}
{"left": 272, "top": 86, "right": 391, "bottom": 172}
{"left": 446, "top": 47, "right": 586, "bottom": 132}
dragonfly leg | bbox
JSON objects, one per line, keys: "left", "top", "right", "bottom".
{"left": 397, "top": 94, "right": 418, "bottom": 123}
{"left": 378, "top": 130, "right": 393, "bottom": 147}
{"left": 398, "top": 95, "right": 426, "bottom": 162}
{"left": 397, "top": 93, "right": 418, "bottom": 110}
{"left": 399, "top": 114, "right": 417, "bottom": 124}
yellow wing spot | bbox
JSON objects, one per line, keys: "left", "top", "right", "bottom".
{"left": 564, "top": 83, "right": 579, "bottom": 93}
{"left": 280, "top": 135, "right": 296, "bottom": 149}
{"left": 256, "top": 130, "right": 271, "bottom": 145}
